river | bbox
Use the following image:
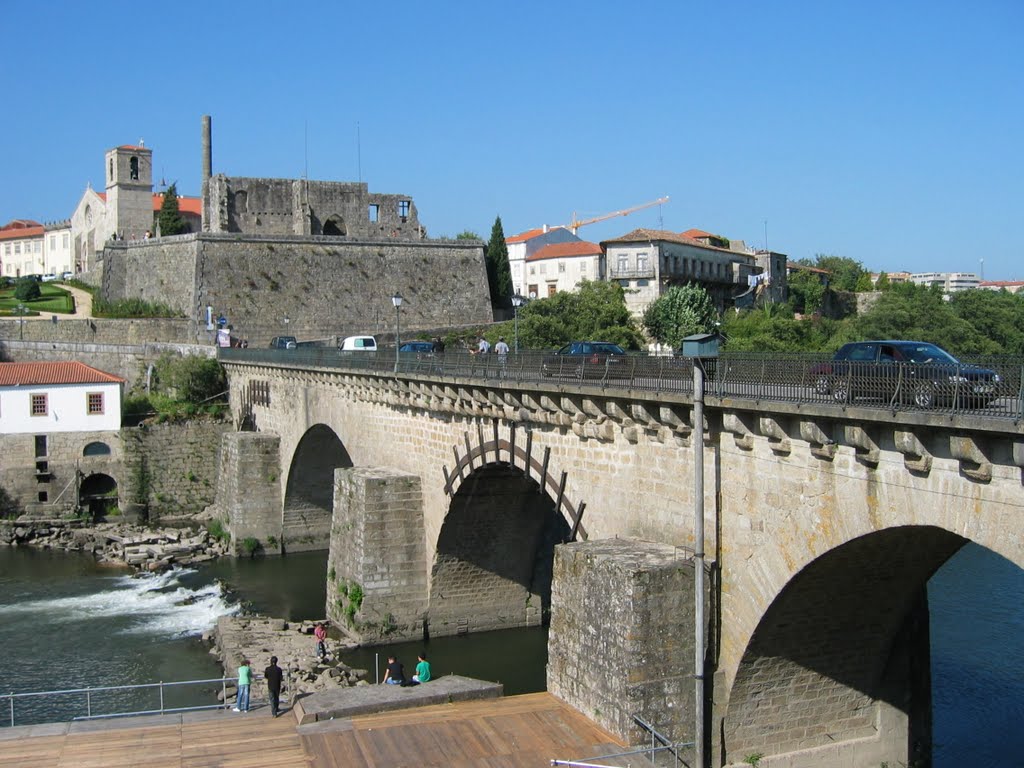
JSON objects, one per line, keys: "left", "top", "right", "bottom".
{"left": 0, "top": 542, "right": 1021, "bottom": 764}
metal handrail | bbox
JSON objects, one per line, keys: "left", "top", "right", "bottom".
{"left": 3, "top": 675, "right": 269, "bottom": 728}
{"left": 551, "top": 714, "right": 695, "bottom": 768}
{"left": 218, "top": 347, "right": 1024, "bottom": 425}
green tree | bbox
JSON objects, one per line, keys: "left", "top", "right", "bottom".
{"left": 801, "top": 254, "right": 867, "bottom": 292}
{"left": 855, "top": 273, "right": 874, "bottom": 292}
{"left": 949, "top": 288, "right": 1024, "bottom": 354}
{"left": 455, "top": 230, "right": 481, "bottom": 240}
{"left": 875, "top": 272, "right": 891, "bottom": 291}
{"left": 157, "top": 183, "right": 187, "bottom": 236}
{"left": 156, "top": 354, "right": 227, "bottom": 403}
{"left": 14, "top": 277, "right": 41, "bottom": 302}
{"left": 642, "top": 283, "right": 717, "bottom": 349}
{"left": 787, "top": 269, "right": 827, "bottom": 314}
{"left": 485, "top": 216, "right": 513, "bottom": 309}
{"left": 515, "top": 280, "right": 644, "bottom": 350}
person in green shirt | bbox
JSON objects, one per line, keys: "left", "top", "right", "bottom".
{"left": 234, "top": 660, "right": 251, "bottom": 712}
{"left": 413, "top": 653, "right": 431, "bottom": 684}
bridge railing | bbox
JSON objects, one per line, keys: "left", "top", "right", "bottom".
{"left": 218, "top": 348, "right": 1024, "bottom": 422}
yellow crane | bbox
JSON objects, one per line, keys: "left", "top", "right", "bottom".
{"left": 561, "top": 196, "right": 670, "bottom": 235}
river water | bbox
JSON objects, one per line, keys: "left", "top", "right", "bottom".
{"left": 1, "top": 542, "right": 1021, "bottom": 764}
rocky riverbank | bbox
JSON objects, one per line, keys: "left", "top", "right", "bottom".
{"left": 0, "top": 520, "right": 230, "bottom": 570}
{"left": 209, "top": 615, "right": 372, "bottom": 706}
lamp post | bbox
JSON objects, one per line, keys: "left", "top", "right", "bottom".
{"left": 511, "top": 293, "right": 525, "bottom": 354}
{"left": 17, "top": 303, "right": 26, "bottom": 341}
{"left": 391, "top": 292, "right": 404, "bottom": 372}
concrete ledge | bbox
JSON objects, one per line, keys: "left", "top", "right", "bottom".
{"left": 292, "top": 674, "right": 503, "bottom": 725}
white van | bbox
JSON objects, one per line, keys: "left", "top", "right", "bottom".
{"left": 341, "top": 335, "right": 377, "bottom": 352}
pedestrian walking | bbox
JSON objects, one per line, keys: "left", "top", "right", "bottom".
{"left": 314, "top": 623, "right": 327, "bottom": 660}
{"left": 264, "top": 656, "right": 283, "bottom": 717}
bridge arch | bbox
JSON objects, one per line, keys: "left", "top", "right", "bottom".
{"left": 282, "top": 423, "right": 353, "bottom": 552}
{"left": 723, "top": 525, "right": 967, "bottom": 765}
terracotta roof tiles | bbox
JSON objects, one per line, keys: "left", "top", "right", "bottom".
{"left": 0, "top": 362, "right": 125, "bottom": 387}
{"left": 527, "top": 241, "right": 602, "bottom": 261}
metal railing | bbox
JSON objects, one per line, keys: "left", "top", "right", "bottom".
{"left": 2, "top": 675, "right": 267, "bottom": 728}
{"left": 219, "top": 347, "right": 1024, "bottom": 424}
{"left": 551, "top": 715, "right": 695, "bottom": 768}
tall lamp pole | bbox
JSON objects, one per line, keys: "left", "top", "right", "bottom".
{"left": 391, "top": 293, "right": 404, "bottom": 372}
{"left": 511, "top": 293, "right": 525, "bottom": 354}
{"left": 18, "top": 304, "right": 26, "bottom": 341}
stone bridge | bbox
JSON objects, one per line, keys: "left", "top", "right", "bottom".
{"left": 216, "top": 350, "right": 1024, "bottom": 768}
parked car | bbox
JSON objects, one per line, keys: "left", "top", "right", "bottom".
{"left": 269, "top": 336, "right": 297, "bottom": 350}
{"left": 61, "top": 271, "right": 74, "bottom": 280}
{"left": 542, "top": 341, "right": 627, "bottom": 379}
{"left": 41, "top": 273, "right": 59, "bottom": 282}
{"left": 812, "top": 340, "right": 1001, "bottom": 407}
{"left": 399, "top": 341, "right": 436, "bottom": 354}
{"left": 340, "top": 335, "right": 377, "bottom": 352}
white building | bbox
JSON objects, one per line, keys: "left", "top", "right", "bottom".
{"left": 505, "top": 226, "right": 582, "bottom": 298}
{"left": 909, "top": 272, "right": 980, "bottom": 293}
{"left": 979, "top": 280, "right": 1024, "bottom": 294}
{"left": 601, "top": 228, "right": 761, "bottom": 317}
{"left": 0, "top": 362, "right": 124, "bottom": 434}
{"left": 524, "top": 241, "right": 603, "bottom": 298}
{"left": 0, "top": 220, "right": 44, "bottom": 278}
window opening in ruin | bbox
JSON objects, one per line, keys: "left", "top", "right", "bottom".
{"left": 35, "top": 435, "right": 47, "bottom": 457}
{"left": 398, "top": 200, "right": 410, "bottom": 222}
{"left": 368, "top": 204, "right": 379, "bottom": 222}
{"left": 130, "top": 156, "right": 139, "bottom": 180}
{"left": 38, "top": 491, "right": 48, "bottom": 503}
{"left": 36, "top": 461, "right": 48, "bottom": 474}
{"left": 323, "top": 217, "right": 346, "bottom": 236}
{"left": 109, "top": 159, "right": 113, "bottom": 181}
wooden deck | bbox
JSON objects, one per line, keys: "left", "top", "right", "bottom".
{"left": 0, "top": 693, "right": 625, "bottom": 768}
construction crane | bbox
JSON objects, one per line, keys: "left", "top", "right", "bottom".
{"left": 560, "top": 196, "right": 670, "bottom": 235}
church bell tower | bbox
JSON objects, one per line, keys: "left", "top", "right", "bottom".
{"left": 105, "top": 143, "right": 153, "bottom": 240}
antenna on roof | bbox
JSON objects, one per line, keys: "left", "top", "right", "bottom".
{"left": 357, "top": 122, "right": 362, "bottom": 183}
{"left": 304, "top": 120, "right": 308, "bottom": 180}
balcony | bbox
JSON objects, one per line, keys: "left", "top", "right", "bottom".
{"left": 610, "top": 266, "right": 655, "bottom": 280}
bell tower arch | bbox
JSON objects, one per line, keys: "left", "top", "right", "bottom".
{"left": 104, "top": 143, "right": 153, "bottom": 241}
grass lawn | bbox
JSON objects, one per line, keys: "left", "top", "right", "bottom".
{"left": 0, "top": 283, "right": 76, "bottom": 315}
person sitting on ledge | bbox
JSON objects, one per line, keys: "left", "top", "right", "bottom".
{"left": 412, "top": 652, "right": 431, "bottom": 684}
{"left": 382, "top": 655, "right": 405, "bottom": 685}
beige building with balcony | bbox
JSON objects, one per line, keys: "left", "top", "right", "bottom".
{"left": 523, "top": 241, "right": 603, "bottom": 298}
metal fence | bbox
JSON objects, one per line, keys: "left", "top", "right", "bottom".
{"left": 218, "top": 348, "right": 1024, "bottom": 423}
{"left": 2, "top": 676, "right": 262, "bottom": 727}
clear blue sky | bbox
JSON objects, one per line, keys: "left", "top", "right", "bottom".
{"left": 2, "top": 1, "right": 1021, "bottom": 279}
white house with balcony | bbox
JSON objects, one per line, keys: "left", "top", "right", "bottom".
{"left": 523, "top": 241, "right": 603, "bottom": 298}
{"left": 0, "top": 362, "right": 124, "bottom": 434}
{"left": 601, "top": 228, "right": 762, "bottom": 317}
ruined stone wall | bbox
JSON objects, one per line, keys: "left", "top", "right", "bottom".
{"left": 0, "top": 319, "right": 195, "bottom": 346}
{"left": 120, "top": 421, "right": 232, "bottom": 522}
{"left": 99, "top": 233, "right": 492, "bottom": 346}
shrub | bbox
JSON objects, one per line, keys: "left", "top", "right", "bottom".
{"left": 207, "top": 519, "right": 230, "bottom": 543}
{"left": 241, "top": 537, "right": 260, "bottom": 557}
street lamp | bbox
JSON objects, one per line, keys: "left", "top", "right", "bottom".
{"left": 680, "top": 332, "right": 720, "bottom": 768}
{"left": 17, "top": 303, "right": 26, "bottom": 341}
{"left": 391, "top": 292, "right": 404, "bottom": 372}
{"left": 511, "top": 293, "right": 526, "bottom": 354}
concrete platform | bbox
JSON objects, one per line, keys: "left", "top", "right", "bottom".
{"left": 292, "top": 674, "right": 502, "bottom": 724}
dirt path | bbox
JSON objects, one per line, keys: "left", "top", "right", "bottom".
{"left": 18, "top": 284, "right": 94, "bottom": 320}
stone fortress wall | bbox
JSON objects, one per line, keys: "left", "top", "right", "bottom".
{"left": 100, "top": 234, "right": 492, "bottom": 346}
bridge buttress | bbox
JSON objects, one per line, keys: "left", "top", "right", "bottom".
{"left": 214, "top": 432, "right": 282, "bottom": 555}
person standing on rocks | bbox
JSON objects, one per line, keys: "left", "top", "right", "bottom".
{"left": 314, "top": 623, "right": 327, "bottom": 660}
{"left": 234, "top": 659, "right": 251, "bottom": 712}
{"left": 264, "top": 656, "right": 283, "bottom": 717}
{"left": 382, "top": 655, "right": 405, "bottom": 685}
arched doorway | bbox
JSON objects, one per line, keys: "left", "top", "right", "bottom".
{"left": 282, "top": 424, "right": 353, "bottom": 552}
{"left": 428, "top": 464, "right": 568, "bottom": 637}
{"left": 322, "top": 215, "right": 346, "bottom": 236}
{"left": 78, "top": 473, "right": 118, "bottom": 522}
{"left": 723, "top": 526, "right": 966, "bottom": 766}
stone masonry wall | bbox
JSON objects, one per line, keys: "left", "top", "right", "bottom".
{"left": 120, "top": 421, "right": 232, "bottom": 523}
{"left": 212, "top": 432, "right": 282, "bottom": 554}
{"left": 99, "top": 233, "right": 492, "bottom": 346}
{"left": 326, "top": 467, "right": 428, "bottom": 643}
{"left": 0, "top": 319, "right": 195, "bottom": 346}
{"left": 547, "top": 538, "right": 703, "bottom": 745}
{"left": 1, "top": 341, "right": 213, "bottom": 390}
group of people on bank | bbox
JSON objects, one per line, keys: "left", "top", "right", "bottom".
{"left": 232, "top": 622, "right": 433, "bottom": 716}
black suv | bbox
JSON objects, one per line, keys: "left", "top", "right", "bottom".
{"left": 541, "top": 341, "right": 627, "bottom": 380}
{"left": 812, "top": 340, "right": 1001, "bottom": 408}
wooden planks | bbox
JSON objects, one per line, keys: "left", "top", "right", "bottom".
{"left": 300, "top": 693, "right": 625, "bottom": 768}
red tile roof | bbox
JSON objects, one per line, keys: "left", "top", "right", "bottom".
{"left": 1, "top": 219, "right": 43, "bottom": 231}
{"left": 153, "top": 193, "right": 202, "bottom": 216}
{"left": 118, "top": 145, "right": 149, "bottom": 151}
{"left": 0, "top": 224, "right": 44, "bottom": 241}
{"left": 787, "top": 262, "right": 831, "bottom": 275}
{"left": 505, "top": 228, "right": 547, "bottom": 244}
{"left": 680, "top": 228, "right": 715, "bottom": 239}
{"left": 0, "top": 362, "right": 125, "bottom": 387}
{"left": 980, "top": 280, "right": 1024, "bottom": 287}
{"left": 528, "top": 241, "right": 602, "bottom": 261}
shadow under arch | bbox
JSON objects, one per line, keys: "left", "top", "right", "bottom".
{"left": 428, "top": 461, "right": 570, "bottom": 638}
{"left": 723, "top": 525, "right": 968, "bottom": 766}
{"left": 282, "top": 424, "right": 352, "bottom": 552}
{"left": 79, "top": 472, "right": 117, "bottom": 521}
